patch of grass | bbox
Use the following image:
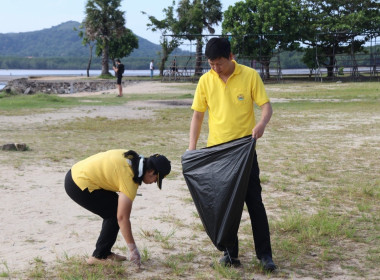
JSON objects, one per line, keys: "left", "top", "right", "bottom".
{"left": 153, "top": 228, "right": 176, "bottom": 249}
{"left": 276, "top": 210, "right": 353, "bottom": 243}
{"left": 0, "top": 261, "right": 10, "bottom": 278}
{"left": 53, "top": 254, "right": 130, "bottom": 279}
{"left": 183, "top": 196, "right": 194, "bottom": 204}
{"left": 0, "top": 107, "right": 199, "bottom": 166}
{"left": 0, "top": 93, "right": 71, "bottom": 112}
{"left": 27, "top": 257, "right": 47, "bottom": 279}
{"left": 266, "top": 81, "right": 380, "bottom": 100}
{"left": 140, "top": 247, "right": 150, "bottom": 262}
{"left": 211, "top": 262, "right": 242, "bottom": 279}
{"left": 163, "top": 253, "right": 194, "bottom": 276}
{"left": 140, "top": 228, "right": 155, "bottom": 239}
{"left": 0, "top": 90, "right": 194, "bottom": 116}
{"left": 159, "top": 212, "right": 187, "bottom": 228}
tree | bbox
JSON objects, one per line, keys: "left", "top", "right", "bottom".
{"left": 95, "top": 27, "right": 139, "bottom": 67}
{"left": 222, "top": 0, "right": 302, "bottom": 79}
{"left": 300, "top": 0, "right": 380, "bottom": 77}
{"left": 76, "top": 24, "right": 96, "bottom": 77}
{"left": 301, "top": 47, "right": 318, "bottom": 78}
{"left": 84, "top": 0, "right": 126, "bottom": 75}
{"left": 176, "top": 0, "right": 222, "bottom": 76}
{"left": 142, "top": 1, "right": 182, "bottom": 76}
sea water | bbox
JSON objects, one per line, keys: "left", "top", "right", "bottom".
{"left": 0, "top": 69, "right": 161, "bottom": 90}
{"left": 0, "top": 69, "right": 159, "bottom": 77}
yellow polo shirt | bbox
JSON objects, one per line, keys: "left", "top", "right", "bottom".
{"left": 192, "top": 60, "right": 270, "bottom": 147}
{"left": 71, "top": 149, "right": 139, "bottom": 201}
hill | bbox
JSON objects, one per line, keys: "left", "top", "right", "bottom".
{"left": 0, "top": 21, "right": 188, "bottom": 69}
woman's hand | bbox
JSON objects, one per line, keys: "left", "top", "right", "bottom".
{"left": 117, "top": 193, "right": 141, "bottom": 266}
{"left": 127, "top": 243, "right": 141, "bottom": 266}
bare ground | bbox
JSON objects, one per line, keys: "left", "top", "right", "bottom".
{"left": 0, "top": 80, "right": 378, "bottom": 279}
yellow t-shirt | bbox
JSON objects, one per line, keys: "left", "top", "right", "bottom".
{"left": 71, "top": 149, "right": 139, "bottom": 201}
{"left": 192, "top": 60, "right": 270, "bottom": 147}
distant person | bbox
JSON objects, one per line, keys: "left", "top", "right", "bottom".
{"left": 150, "top": 60, "right": 154, "bottom": 79}
{"left": 64, "top": 149, "right": 171, "bottom": 266}
{"left": 171, "top": 57, "right": 178, "bottom": 73}
{"left": 113, "top": 59, "right": 124, "bottom": 97}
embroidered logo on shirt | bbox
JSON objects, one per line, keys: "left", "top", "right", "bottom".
{"left": 237, "top": 94, "right": 244, "bottom": 101}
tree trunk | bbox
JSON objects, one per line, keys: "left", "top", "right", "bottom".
{"left": 160, "top": 57, "right": 167, "bottom": 76}
{"left": 262, "top": 60, "right": 270, "bottom": 80}
{"left": 86, "top": 44, "right": 93, "bottom": 78}
{"left": 159, "top": 47, "right": 169, "bottom": 76}
{"left": 194, "top": 38, "right": 203, "bottom": 76}
{"left": 327, "top": 55, "right": 335, "bottom": 77}
{"left": 101, "top": 41, "right": 110, "bottom": 75}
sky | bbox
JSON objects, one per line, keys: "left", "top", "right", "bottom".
{"left": 0, "top": 0, "right": 240, "bottom": 45}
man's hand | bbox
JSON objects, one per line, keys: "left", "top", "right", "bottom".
{"left": 252, "top": 121, "right": 266, "bottom": 140}
{"left": 252, "top": 102, "right": 272, "bottom": 140}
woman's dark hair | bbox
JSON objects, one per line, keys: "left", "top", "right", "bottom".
{"left": 124, "top": 150, "right": 156, "bottom": 185}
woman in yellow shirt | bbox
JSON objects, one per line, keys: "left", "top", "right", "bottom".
{"left": 64, "top": 149, "right": 171, "bottom": 266}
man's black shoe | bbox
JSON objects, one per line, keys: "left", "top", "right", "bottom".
{"left": 259, "top": 255, "right": 277, "bottom": 272}
{"left": 218, "top": 255, "right": 241, "bottom": 267}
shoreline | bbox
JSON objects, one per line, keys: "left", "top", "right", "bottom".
{"left": 0, "top": 75, "right": 104, "bottom": 83}
{"left": 0, "top": 75, "right": 27, "bottom": 83}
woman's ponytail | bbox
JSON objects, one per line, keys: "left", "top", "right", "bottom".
{"left": 124, "top": 150, "right": 145, "bottom": 185}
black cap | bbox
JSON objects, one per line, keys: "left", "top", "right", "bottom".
{"left": 150, "top": 154, "right": 171, "bottom": 189}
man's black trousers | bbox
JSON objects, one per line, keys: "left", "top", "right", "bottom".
{"left": 224, "top": 152, "right": 273, "bottom": 260}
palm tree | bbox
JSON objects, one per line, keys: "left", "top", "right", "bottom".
{"left": 84, "top": 0, "right": 126, "bottom": 75}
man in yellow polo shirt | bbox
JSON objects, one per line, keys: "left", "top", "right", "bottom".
{"left": 188, "top": 37, "right": 276, "bottom": 272}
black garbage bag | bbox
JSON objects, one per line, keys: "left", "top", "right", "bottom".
{"left": 181, "top": 136, "right": 256, "bottom": 251}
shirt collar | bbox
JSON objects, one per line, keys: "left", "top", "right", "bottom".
{"left": 231, "top": 60, "right": 241, "bottom": 76}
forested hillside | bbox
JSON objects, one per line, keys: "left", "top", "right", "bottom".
{"left": 0, "top": 21, "right": 378, "bottom": 71}
{"left": 0, "top": 21, "right": 188, "bottom": 70}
